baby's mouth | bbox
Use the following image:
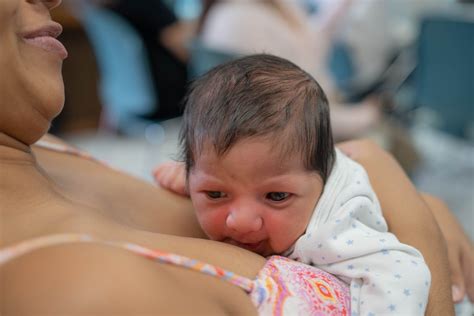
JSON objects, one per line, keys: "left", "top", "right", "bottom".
{"left": 226, "top": 238, "right": 264, "bottom": 253}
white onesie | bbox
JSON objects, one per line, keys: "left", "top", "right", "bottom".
{"left": 287, "top": 149, "right": 431, "bottom": 315}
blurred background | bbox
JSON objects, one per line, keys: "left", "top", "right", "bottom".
{"left": 51, "top": 0, "right": 473, "bottom": 240}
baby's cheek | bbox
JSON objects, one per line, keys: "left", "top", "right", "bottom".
{"left": 268, "top": 216, "right": 305, "bottom": 253}
{"left": 195, "top": 206, "right": 228, "bottom": 240}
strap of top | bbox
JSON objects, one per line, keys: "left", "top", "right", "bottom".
{"left": 35, "top": 139, "right": 94, "bottom": 159}
{"left": 34, "top": 140, "right": 111, "bottom": 167}
{"left": 0, "top": 234, "right": 255, "bottom": 292}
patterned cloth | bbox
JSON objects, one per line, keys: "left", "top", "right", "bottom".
{"left": 0, "top": 234, "right": 350, "bottom": 315}
{"left": 252, "top": 256, "right": 350, "bottom": 315}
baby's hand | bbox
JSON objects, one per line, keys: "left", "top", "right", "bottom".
{"left": 152, "top": 161, "right": 188, "bottom": 196}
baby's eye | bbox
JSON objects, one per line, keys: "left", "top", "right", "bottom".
{"left": 266, "top": 192, "right": 290, "bottom": 202}
{"left": 205, "top": 191, "right": 226, "bottom": 199}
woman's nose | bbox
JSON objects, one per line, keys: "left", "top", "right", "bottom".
{"left": 226, "top": 207, "right": 263, "bottom": 234}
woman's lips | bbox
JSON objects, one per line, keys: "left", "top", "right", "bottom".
{"left": 22, "top": 23, "right": 68, "bottom": 59}
{"left": 24, "top": 36, "right": 68, "bottom": 59}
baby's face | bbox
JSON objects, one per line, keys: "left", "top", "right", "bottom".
{"left": 188, "top": 138, "right": 323, "bottom": 257}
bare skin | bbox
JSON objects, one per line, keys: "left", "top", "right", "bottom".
{"left": 33, "top": 134, "right": 206, "bottom": 238}
{"left": 1, "top": 133, "right": 264, "bottom": 315}
{"left": 4, "top": 244, "right": 253, "bottom": 315}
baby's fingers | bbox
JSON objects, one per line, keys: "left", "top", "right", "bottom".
{"left": 153, "top": 162, "right": 187, "bottom": 196}
{"left": 153, "top": 162, "right": 176, "bottom": 186}
{"left": 168, "top": 165, "right": 187, "bottom": 196}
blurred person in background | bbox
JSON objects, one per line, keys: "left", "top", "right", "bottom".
{"left": 196, "top": 0, "right": 382, "bottom": 142}
{"left": 66, "top": 0, "right": 195, "bottom": 120}
{"left": 105, "top": 0, "right": 195, "bottom": 120}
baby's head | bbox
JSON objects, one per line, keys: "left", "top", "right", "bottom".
{"left": 180, "top": 54, "right": 335, "bottom": 256}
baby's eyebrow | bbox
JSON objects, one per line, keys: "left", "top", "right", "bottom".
{"left": 192, "top": 173, "right": 225, "bottom": 185}
{"left": 259, "top": 175, "right": 303, "bottom": 186}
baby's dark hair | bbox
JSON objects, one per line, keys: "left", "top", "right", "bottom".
{"left": 180, "top": 54, "right": 335, "bottom": 183}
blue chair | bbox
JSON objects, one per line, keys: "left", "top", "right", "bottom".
{"left": 328, "top": 41, "right": 355, "bottom": 98}
{"left": 80, "top": 6, "right": 157, "bottom": 133}
{"left": 413, "top": 15, "right": 474, "bottom": 139}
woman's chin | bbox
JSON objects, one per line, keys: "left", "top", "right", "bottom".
{"left": 14, "top": 119, "right": 52, "bottom": 146}
{"left": 33, "top": 75, "right": 65, "bottom": 119}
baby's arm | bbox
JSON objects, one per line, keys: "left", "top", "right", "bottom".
{"left": 317, "top": 212, "right": 430, "bottom": 315}
{"left": 338, "top": 139, "right": 454, "bottom": 315}
{"left": 290, "top": 153, "right": 430, "bottom": 315}
{"left": 318, "top": 224, "right": 431, "bottom": 315}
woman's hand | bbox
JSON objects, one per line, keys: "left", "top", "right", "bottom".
{"left": 153, "top": 161, "right": 188, "bottom": 196}
{"left": 422, "top": 194, "right": 474, "bottom": 303}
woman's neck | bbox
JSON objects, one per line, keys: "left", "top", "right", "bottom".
{"left": 0, "top": 132, "right": 75, "bottom": 245}
{"left": 0, "top": 132, "right": 64, "bottom": 216}
{"left": 0, "top": 132, "right": 35, "bottom": 164}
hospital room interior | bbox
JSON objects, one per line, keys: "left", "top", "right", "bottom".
{"left": 51, "top": 0, "right": 473, "bottom": 243}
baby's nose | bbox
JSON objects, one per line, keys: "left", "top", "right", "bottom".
{"left": 226, "top": 208, "right": 263, "bottom": 234}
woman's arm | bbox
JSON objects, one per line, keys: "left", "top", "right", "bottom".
{"left": 337, "top": 139, "right": 454, "bottom": 316}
